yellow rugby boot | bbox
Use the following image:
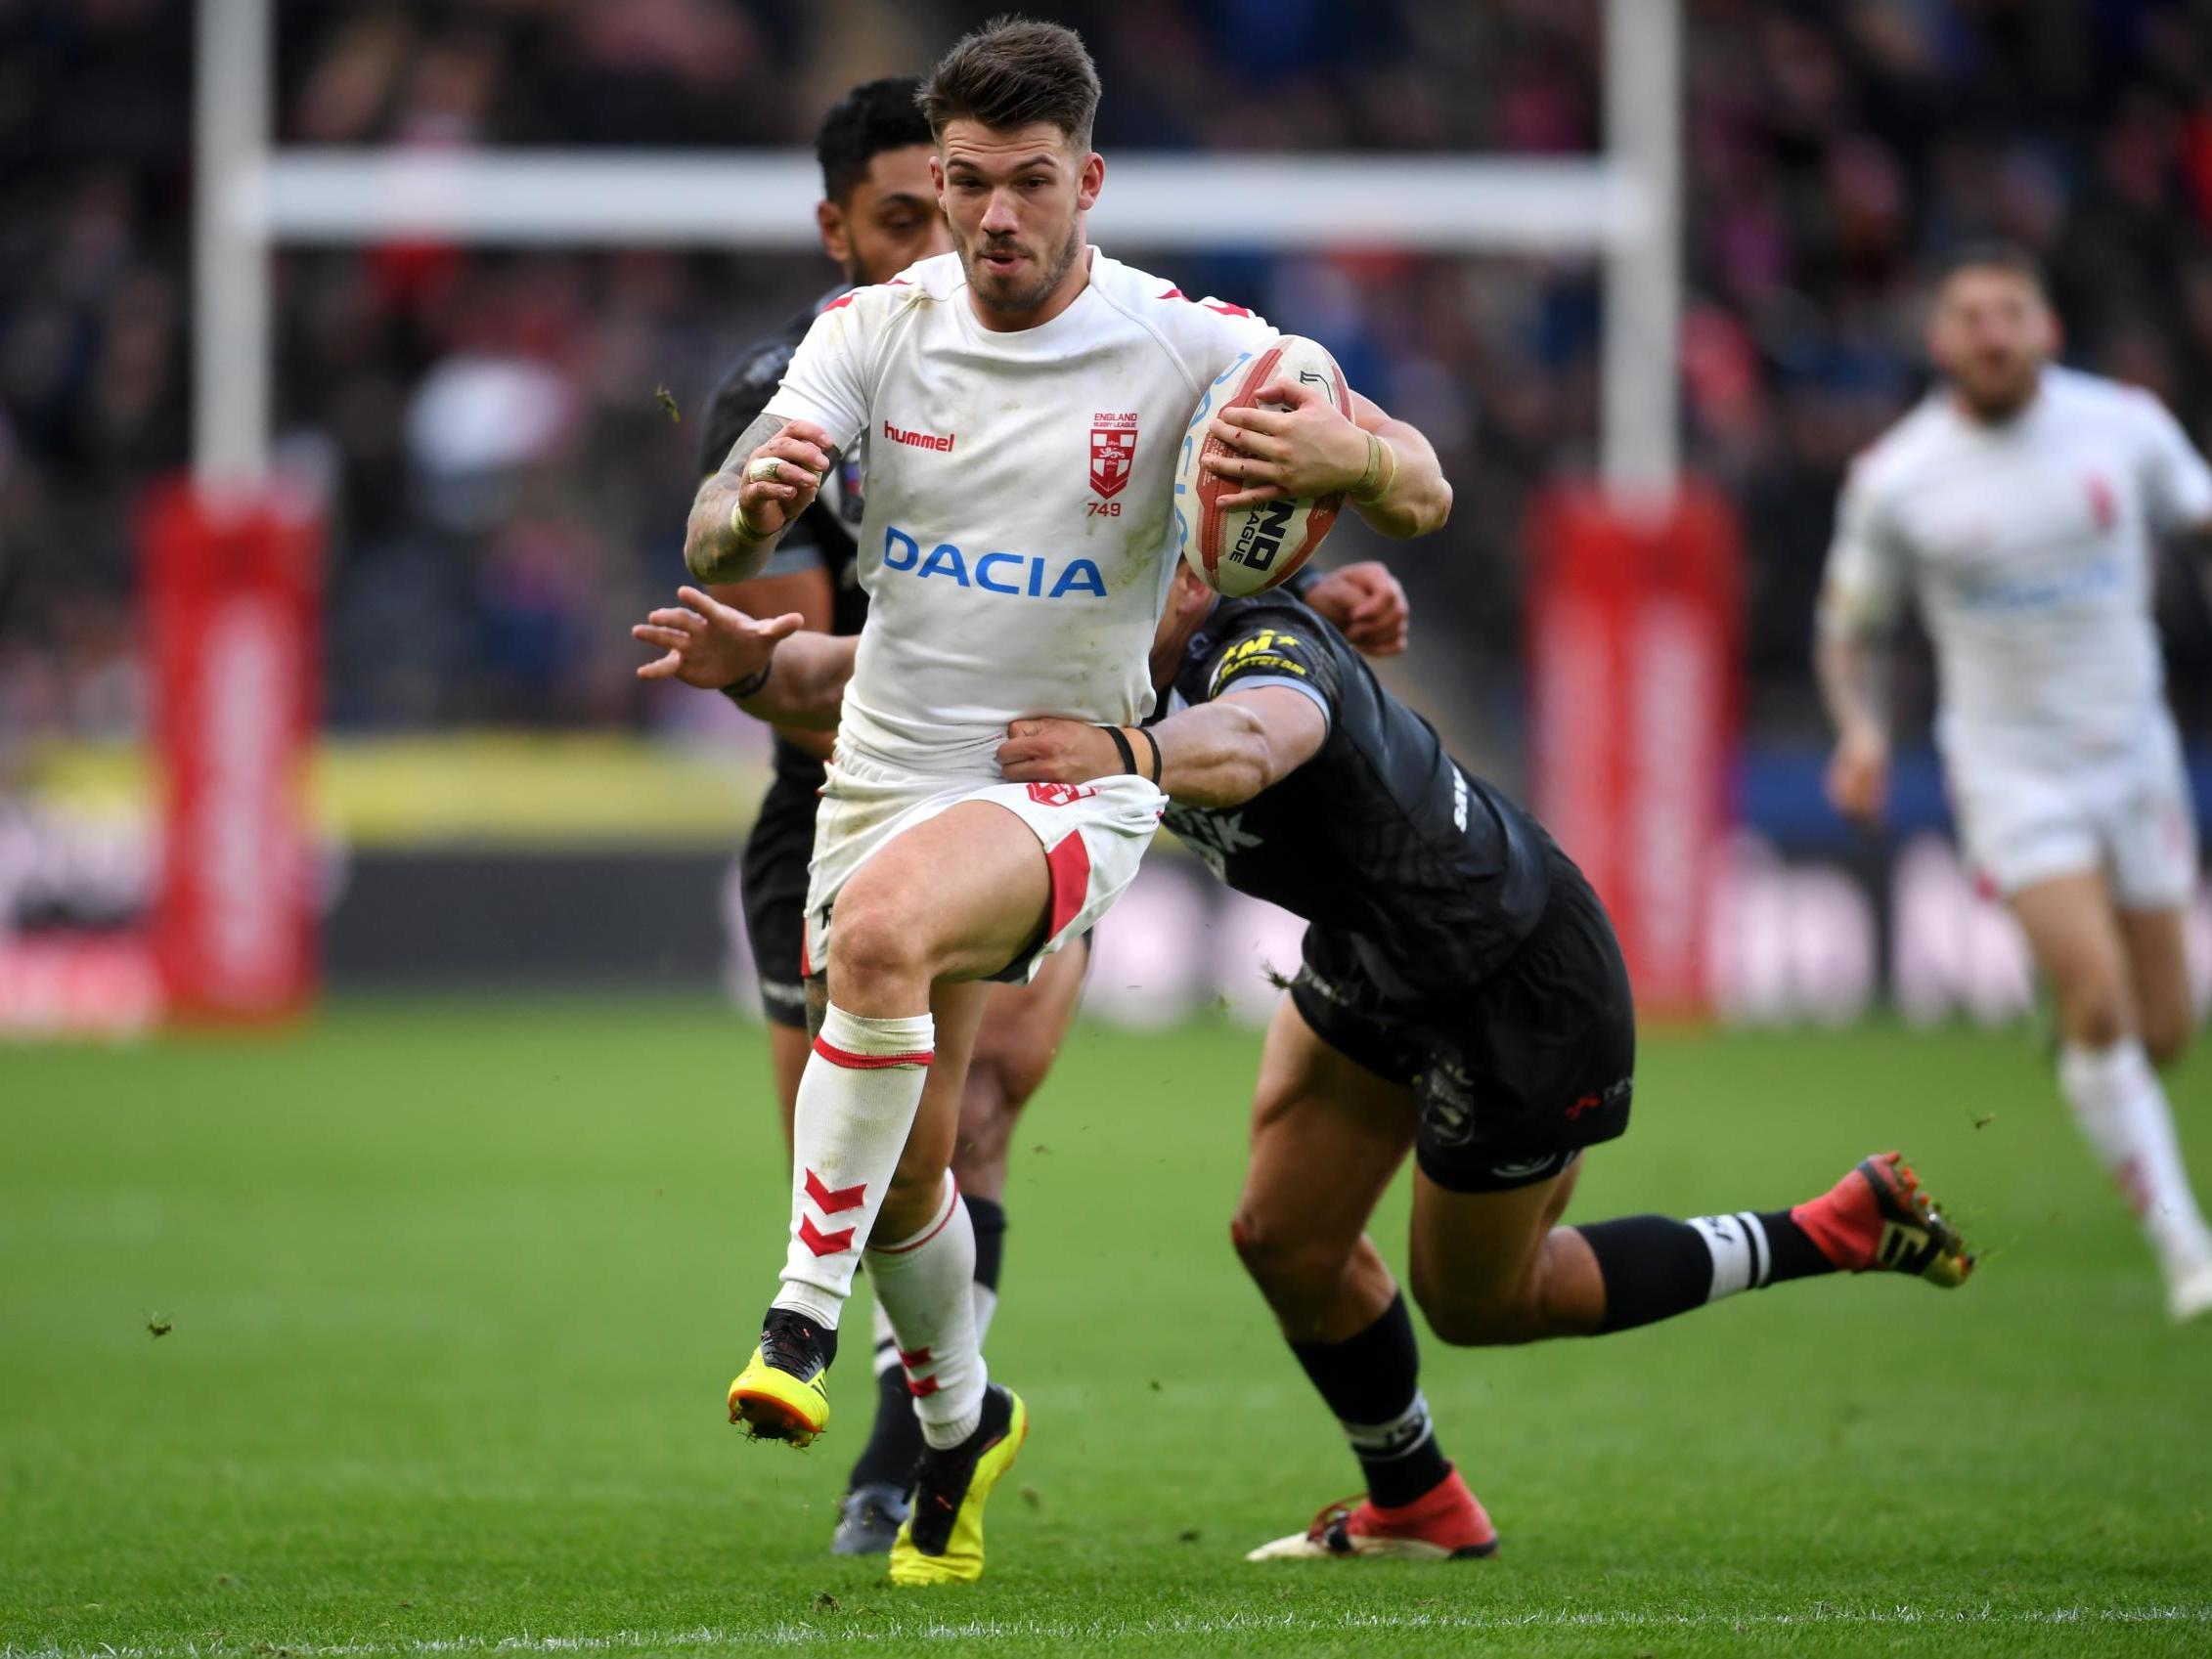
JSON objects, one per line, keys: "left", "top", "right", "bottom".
{"left": 728, "top": 1310, "right": 833, "bottom": 1448}
{"left": 888, "top": 1384, "right": 1028, "bottom": 1586}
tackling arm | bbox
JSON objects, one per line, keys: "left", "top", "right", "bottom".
{"left": 995, "top": 687, "right": 1328, "bottom": 809}
{"left": 633, "top": 586, "right": 859, "bottom": 730}
{"left": 711, "top": 567, "right": 838, "bottom": 761}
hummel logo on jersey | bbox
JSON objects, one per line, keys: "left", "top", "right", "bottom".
{"left": 881, "top": 527, "right": 1107, "bottom": 599}
{"left": 883, "top": 420, "right": 955, "bottom": 454}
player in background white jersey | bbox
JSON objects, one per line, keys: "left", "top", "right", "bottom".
{"left": 1817, "top": 244, "right": 2212, "bottom": 1323}
{"left": 675, "top": 20, "right": 1453, "bottom": 1584}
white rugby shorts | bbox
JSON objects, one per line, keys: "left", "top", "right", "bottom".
{"left": 803, "top": 743, "right": 1166, "bottom": 984}
{"left": 1946, "top": 717, "right": 2198, "bottom": 910}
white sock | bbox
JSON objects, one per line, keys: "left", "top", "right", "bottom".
{"left": 972, "top": 1281, "right": 998, "bottom": 1350}
{"left": 772, "top": 1003, "right": 935, "bottom": 1331}
{"left": 870, "top": 1295, "right": 900, "bottom": 1379}
{"left": 1687, "top": 1211, "right": 1777, "bottom": 1301}
{"left": 2058, "top": 1039, "right": 2212, "bottom": 1270}
{"left": 867, "top": 1172, "right": 987, "bottom": 1449}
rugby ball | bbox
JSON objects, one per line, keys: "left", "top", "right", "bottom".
{"left": 1175, "top": 335, "right": 1350, "bottom": 596}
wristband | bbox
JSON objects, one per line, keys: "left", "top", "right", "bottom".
{"left": 1098, "top": 724, "right": 1138, "bottom": 775}
{"left": 1133, "top": 724, "right": 1162, "bottom": 784}
{"left": 1349, "top": 433, "right": 1398, "bottom": 504}
{"left": 723, "top": 656, "right": 774, "bottom": 701}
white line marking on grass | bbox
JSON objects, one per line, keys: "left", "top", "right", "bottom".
{"left": 9, "top": 1606, "right": 2212, "bottom": 1657}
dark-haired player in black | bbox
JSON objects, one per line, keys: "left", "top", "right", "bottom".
{"left": 694, "top": 75, "right": 1412, "bottom": 1556}
{"left": 995, "top": 560, "right": 1979, "bottom": 1562}
{"left": 636, "top": 550, "right": 1976, "bottom": 1563}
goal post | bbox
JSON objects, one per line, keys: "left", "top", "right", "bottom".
{"left": 155, "top": 0, "right": 1718, "bottom": 1026}
{"left": 195, "top": 0, "right": 1681, "bottom": 501}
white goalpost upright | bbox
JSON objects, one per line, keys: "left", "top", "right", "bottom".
{"left": 195, "top": 0, "right": 1681, "bottom": 502}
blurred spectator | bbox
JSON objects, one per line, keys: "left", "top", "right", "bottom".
{"left": 9, "top": 0, "right": 2212, "bottom": 762}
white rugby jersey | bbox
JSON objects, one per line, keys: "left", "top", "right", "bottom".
{"left": 1820, "top": 366, "right": 2212, "bottom": 762}
{"left": 762, "top": 247, "right": 1278, "bottom": 772}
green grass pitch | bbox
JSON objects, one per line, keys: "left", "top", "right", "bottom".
{"left": 3, "top": 999, "right": 2210, "bottom": 1657}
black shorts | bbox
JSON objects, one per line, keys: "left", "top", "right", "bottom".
{"left": 1289, "top": 850, "right": 1635, "bottom": 1194}
{"left": 740, "top": 774, "right": 819, "bottom": 1028}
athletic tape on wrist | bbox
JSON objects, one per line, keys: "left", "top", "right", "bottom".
{"left": 1350, "top": 434, "right": 1398, "bottom": 505}
{"left": 730, "top": 498, "right": 774, "bottom": 541}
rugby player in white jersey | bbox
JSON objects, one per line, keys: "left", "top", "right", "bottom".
{"left": 675, "top": 19, "right": 1453, "bottom": 1584}
{"left": 693, "top": 75, "right": 1413, "bottom": 1557}
{"left": 1818, "top": 244, "right": 2212, "bottom": 1322}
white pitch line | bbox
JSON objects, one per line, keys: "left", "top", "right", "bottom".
{"left": 7, "top": 1605, "right": 2212, "bottom": 1658}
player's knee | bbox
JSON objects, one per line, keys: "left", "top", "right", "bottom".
{"left": 971, "top": 1037, "right": 1055, "bottom": 1113}
{"left": 2060, "top": 985, "right": 2130, "bottom": 1050}
{"left": 1230, "top": 1206, "right": 1341, "bottom": 1312}
{"left": 951, "top": 1074, "right": 1017, "bottom": 1187}
{"left": 2144, "top": 1013, "right": 2193, "bottom": 1070}
{"left": 1409, "top": 1264, "right": 1533, "bottom": 1348}
{"left": 826, "top": 892, "right": 929, "bottom": 995}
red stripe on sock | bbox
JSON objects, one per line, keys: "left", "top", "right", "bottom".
{"left": 812, "top": 1036, "right": 934, "bottom": 1070}
{"left": 907, "top": 1375, "right": 941, "bottom": 1398}
{"left": 867, "top": 1189, "right": 958, "bottom": 1256}
{"left": 898, "top": 1345, "right": 933, "bottom": 1369}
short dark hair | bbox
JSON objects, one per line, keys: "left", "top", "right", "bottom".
{"left": 815, "top": 76, "right": 934, "bottom": 204}
{"left": 919, "top": 16, "right": 1101, "bottom": 151}
{"left": 1935, "top": 240, "right": 2049, "bottom": 297}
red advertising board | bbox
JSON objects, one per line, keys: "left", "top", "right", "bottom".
{"left": 1527, "top": 483, "right": 1741, "bottom": 1020}
{"left": 140, "top": 480, "right": 323, "bottom": 1022}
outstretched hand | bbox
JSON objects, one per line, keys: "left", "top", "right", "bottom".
{"left": 633, "top": 586, "right": 804, "bottom": 691}
{"left": 1202, "top": 377, "right": 1369, "bottom": 509}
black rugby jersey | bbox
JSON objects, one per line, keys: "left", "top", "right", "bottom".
{"left": 698, "top": 288, "right": 869, "bottom": 787}
{"left": 1150, "top": 591, "right": 1553, "bottom": 1003}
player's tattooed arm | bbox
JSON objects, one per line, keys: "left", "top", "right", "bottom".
{"left": 683, "top": 414, "right": 837, "bottom": 584}
{"left": 632, "top": 586, "right": 858, "bottom": 729}
{"left": 997, "top": 688, "right": 1327, "bottom": 808}
{"left": 1813, "top": 598, "right": 1893, "bottom": 830}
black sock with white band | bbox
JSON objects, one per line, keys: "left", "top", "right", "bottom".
{"left": 1579, "top": 1209, "right": 1833, "bottom": 1333}
{"left": 1286, "top": 1293, "right": 1454, "bottom": 1508}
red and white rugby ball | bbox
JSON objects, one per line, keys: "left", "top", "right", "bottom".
{"left": 1175, "top": 335, "right": 1350, "bottom": 597}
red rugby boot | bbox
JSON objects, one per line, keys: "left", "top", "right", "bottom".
{"left": 1792, "top": 1151, "right": 1974, "bottom": 1288}
{"left": 1245, "top": 1467, "right": 1499, "bottom": 1561}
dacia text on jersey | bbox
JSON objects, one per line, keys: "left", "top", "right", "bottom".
{"left": 881, "top": 527, "right": 1108, "bottom": 598}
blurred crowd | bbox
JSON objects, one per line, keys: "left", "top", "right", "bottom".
{"left": 11, "top": 0, "right": 2212, "bottom": 755}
